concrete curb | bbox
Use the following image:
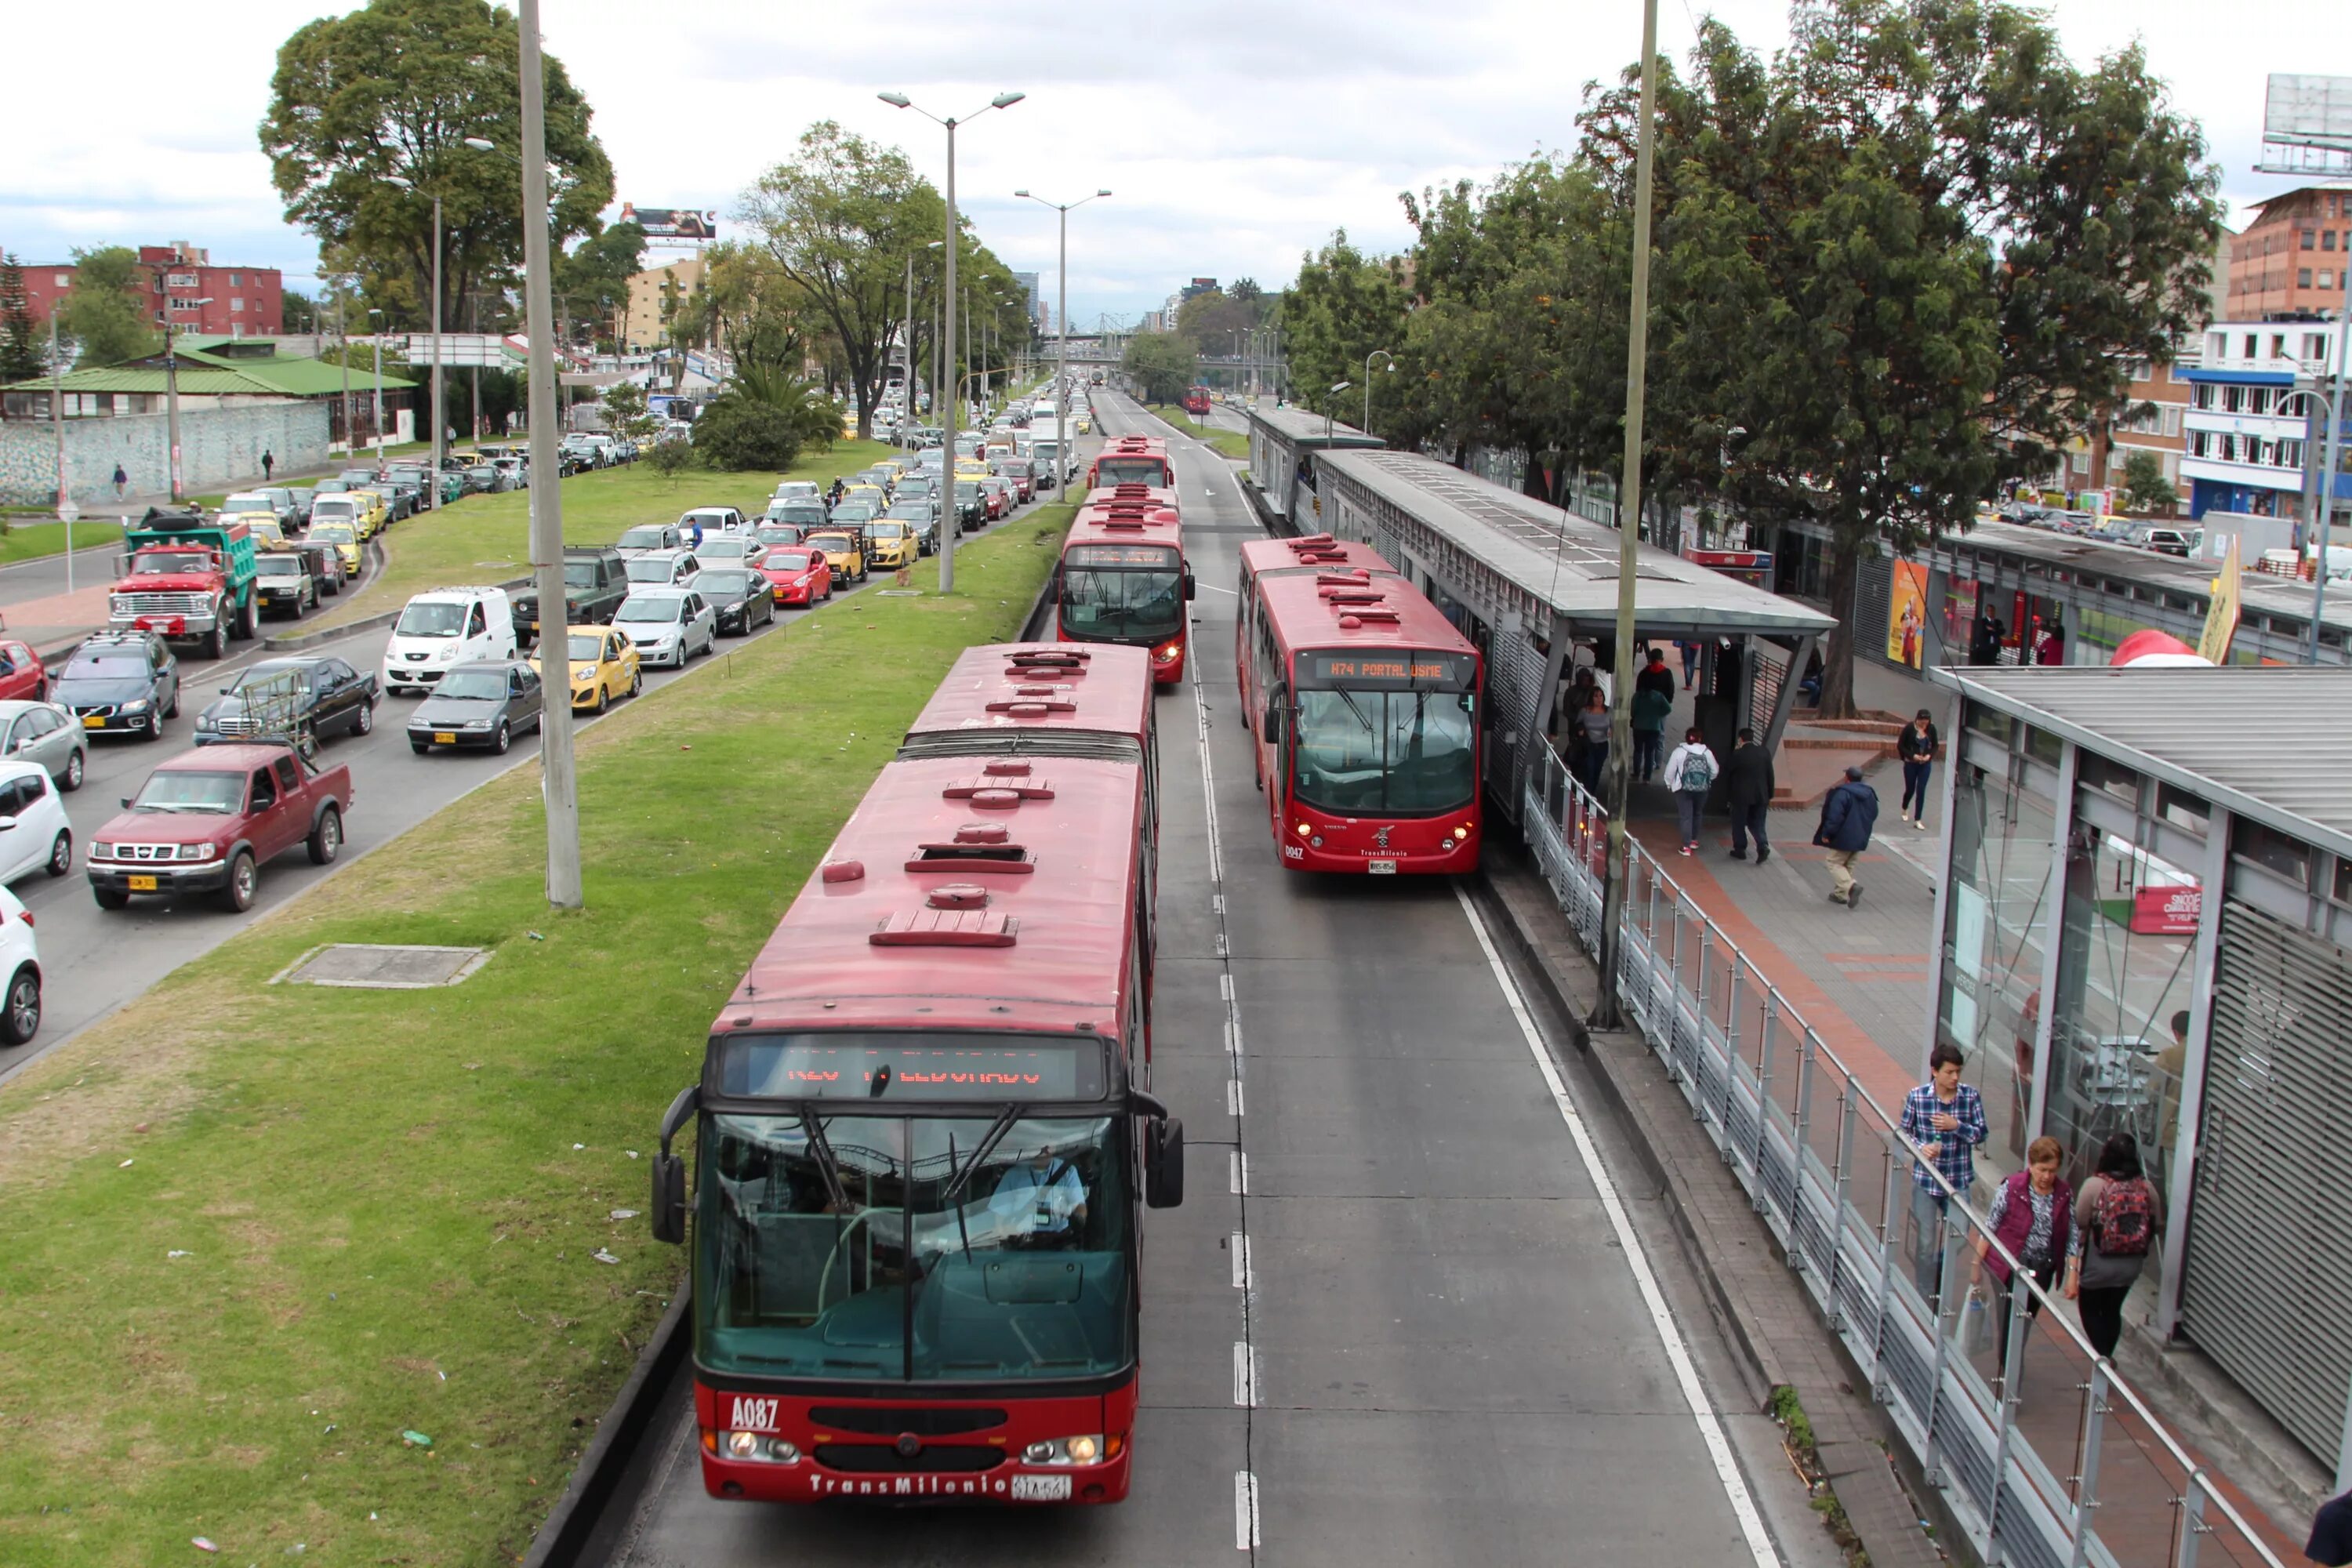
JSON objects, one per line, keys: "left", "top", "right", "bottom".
{"left": 519, "top": 1290, "right": 691, "bottom": 1568}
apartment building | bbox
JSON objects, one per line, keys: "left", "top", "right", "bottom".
{"left": 2180, "top": 318, "right": 2350, "bottom": 520}
{"left": 2223, "top": 183, "right": 2352, "bottom": 319}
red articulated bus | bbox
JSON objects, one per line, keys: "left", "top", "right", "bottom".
{"left": 649, "top": 642, "right": 1181, "bottom": 1508}
{"left": 1180, "top": 386, "right": 1211, "bottom": 416}
{"left": 1236, "top": 535, "right": 1483, "bottom": 873}
{"left": 1088, "top": 435, "right": 1175, "bottom": 490}
{"left": 1053, "top": 492, "right": 1195, "bottom": 685}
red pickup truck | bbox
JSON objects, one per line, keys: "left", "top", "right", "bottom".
{"left": 87, "top": 742, "right": 352, "bottom": 912}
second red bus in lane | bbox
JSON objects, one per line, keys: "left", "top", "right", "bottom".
{"left": 1052, "top": 495, "right": 1194, "bottom": 685}
{"left": 1237, "top": 541, "right": 1483, "bottom": 873}
{"left": 1087, "top": 435, "right": 1175, "bottom": 490}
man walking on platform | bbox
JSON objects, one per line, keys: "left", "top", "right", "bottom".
{"left": 1813, "top": 764, "right": 1878, "bottom": 909}
{"left": 1725, "top": 728, "right": 1775, "bottom": 863}
{"left": 1662, "top": 727, "right": 1717, "bottom": 857}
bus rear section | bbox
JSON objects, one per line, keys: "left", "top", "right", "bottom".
{"left": 1238, "top": 564, "right": 1483, "bottom": 873}
{"left": 1180, "top": 387, "right": 1210, "bottom": 416}
{"left": 1089, "top": 436, "right": 1175, "bottom": 491}
{"left": 1054, "top": 502, "right": 1193, "bottom": 684}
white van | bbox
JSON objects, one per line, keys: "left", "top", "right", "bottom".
{"left": 382, "top": 586, "right": 518, "bottom": 694}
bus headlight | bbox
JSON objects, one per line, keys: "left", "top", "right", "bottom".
{"left": 1152, "top": 641, "right": 1180, "bottom": 664}
{"left": 1294, "top": 822, "right": 1311, "bottom": 837}
{"left": 1022, "top": 1434, "right": 1111, "bottom": 1465}
{"left": 719, "top": 1429, "right": 800, "bottom": 1464}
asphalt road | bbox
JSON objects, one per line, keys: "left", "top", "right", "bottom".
{"left": 597, "top": 395, "right": 1834, "bottom": 1566}
{"left": 0, "top": 481, "right": 1067, "bottom": 1089}
{"left": 0, "top": 535, "right": 141, "bottom": 610}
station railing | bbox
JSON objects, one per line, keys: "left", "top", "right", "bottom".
{"left": 1520, "top": 739, "right": 2287, "bottom": 1568}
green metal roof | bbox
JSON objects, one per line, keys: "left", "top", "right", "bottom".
{"left": 3, "top": 341, "right": 413, "bottom": 398}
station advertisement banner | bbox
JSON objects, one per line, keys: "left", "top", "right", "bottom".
{"left": 2130, "top": 883, "right": 2203, "bottom": 935}
{"left": 1886, "top": 558, "right": 1929, "bottom": 669}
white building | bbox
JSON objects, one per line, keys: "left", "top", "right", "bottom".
{"left": 2180, "top": 318, "right": 2350, "bottom": 522}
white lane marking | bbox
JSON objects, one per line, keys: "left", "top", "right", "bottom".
{"left": 1234, "top": 1470, "right": 1261, "bottom": 1549}
{"left": 1198, "top": 582, "right": 1238, "bottom": 595}
{"left": 1232, "top": 1341, "right": 1258, "bottom": 1406}
{"left": 1224, "top": 1018, "right": 1243, "bottom": 1055}
{"left": 1219, "top": 973, "right": 1234, "bottom": 1003}
{"left": 1229, "top": 1150, "right": 1247, "bottom": 1193}
{"left": 1226, "top": 1078, "right": 1244, "bottom": 1116}
{"left": 1452, "top": 882, "right": 1782, "bottom": 1568}
{"left": 1230, "top": 1232, "right": 1252, "bottom": 1290}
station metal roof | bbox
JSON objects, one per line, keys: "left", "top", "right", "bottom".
{"left": 1316, "top": 448, "right": 1837, "bottom": 637}
{"left": 1242, "top": 403, "right": 1385, "bottom": 449}
{"left": 1936, "top": 665, "right": 2352, "bottom": 862}
{"left": 1945, "top": 517, "right": 2352, "bottom": 638}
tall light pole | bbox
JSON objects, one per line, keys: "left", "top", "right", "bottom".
{"left": 390, "top": 152, "right": 480, "bottom": 499}
{"left": 1014, "top": 188, "right": 1110, "bottom": 490}
{"left": 1363, "top": 348, "right": 1394, "bottom": 435}
{"left": 510, "top": 2, "right": 584, "bottom": 907}
{"left": 162, "top": 294, "right": 212, "bottom": 502}
{"left": 366, "top": 308, "right": 387, "bottom": 465}
{"left": 1592, "top": 0, "right": 1661, "bottom": 1031}
{"left": 880, "top": 89, "right": 1025, "bottom": 593}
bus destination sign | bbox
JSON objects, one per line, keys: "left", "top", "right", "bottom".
{"left": 720, "top": 1035, "right": 1106, "bottom": 1101}
{"left": 1298, "top": 651, "right": 1476, "bottom": 691}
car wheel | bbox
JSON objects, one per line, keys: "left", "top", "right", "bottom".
{"left": 593, "top": 684, "right": 609, "bottom": 713}
{"left": 307, "top": 806, "right": 342, "bottom": 866}
{"left": 165, "top": 682, "right": 180, "bottom": 719}
{"left": 628, "top": 667, "right": 643, "bottom": 697}
{"left": 93, "top": 884, "right": 129, "bottom": 911}
{"left": 140, "top": 712, "right": 162, "bottom": 742}
{"left": 219, "top": 850, "right": 258, "bottom": 913}
{"left": 45, "top": 829, "right": 71, "bottom": 877}
{"left": 354, "top": 699, "right": 375, "bottom": 736}
{"left": 492, "top": 720, "right": 511, "bottom": 755}
{"left": 62, "top": 750, "right": 84, "bottom": 793}
{"left": 208, "top": 622, "right": 230, "bottom": 661}
{"left": 234, "top": 596, "right": 260, "bottom": 642}
{"left": 411, "top": 739, "right": 431, "bottom": 754}
{"left": 0, "top": 964, "right": 40, "bottom": 1044}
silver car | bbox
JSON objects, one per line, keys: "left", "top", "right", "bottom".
{"left": 0, "top": 701, "right": 88, "bottom": 792}
{"left": 614, "top": 587, "right": 717, "bottom": 668}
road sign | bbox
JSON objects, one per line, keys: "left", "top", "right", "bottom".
{"left": 56, "top": 501, "right": 79, "bottom": 524}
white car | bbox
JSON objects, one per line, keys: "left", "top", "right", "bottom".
{"left": 615, "top": 523, "right": 684, "bottom": 557}
{"left": 0, "top": 883, "right": 40, "bottom": 1045}
{"left": 0, "top": 760, "right": 74, "bottom": 888}
{"left": 771, "top": 481, "right": 821, "bottom": 503}
{"left": 382, "top": 586, "right": 519, "bottom": 695}
{"left": 615, "top": 588, "right": 717, "bottom": 668}
{"left": 679, "top": 507, "right": 745, "bottom": 539}
{"left": 624, "top": 549, "right": 701, "bottom": 589}
{"left": 692, "top": 535, "right": 768, "bottom": 568}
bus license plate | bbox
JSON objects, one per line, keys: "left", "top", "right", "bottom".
{"left": 1011, "top": 1474, "right": 1072, "bottom": 1501}
{"left": 433, "top": 732, "right": 456, "bottom": 745}
{"left": 128, "top": 875, "right": 158, "bottom": 892}
{"left": 1368, "top": 859, "right": 1398, "bottom": 876}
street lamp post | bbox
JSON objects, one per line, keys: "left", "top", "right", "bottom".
{"left": 1014, "top": 188, "right": 1111, "bottom": 493}
{"left": 1363, "top": 349, "right": 1394, "bottom": 434}
{"left": 162, "top": 294, "right": 213, "bottom": 503}
{"left": 880, "top": 89, "right": 1025, "bottom": 593}
{"left": 366, "top": 308, "right": 387, "bottom": 465}
{"left": 1325, "top": 380, "right": 1351, "bottom": 441}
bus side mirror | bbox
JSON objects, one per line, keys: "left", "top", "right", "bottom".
{"left": 1183, "top": 572, "right": 1197, "bottom": 601}
{"left": 1262, "top": 702, "right": 1283, "bottom": 742}
{"left": 1145, "top": 1116, "right": 1185, "bottom": 1209}
{"left": 651, "top": 1084, "right": 697, "bottom": 1245}
{"left": 1045, "top": 572, "right": 1060, "bottom": 604}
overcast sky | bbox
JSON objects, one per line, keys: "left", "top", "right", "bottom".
{"left": 2, "top": 0, "right": 2341, "bottom": 328}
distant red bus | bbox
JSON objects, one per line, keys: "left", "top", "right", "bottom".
{"left": 1236, "top": 536, "right": 1483, "bottom": 873}
{"left": 1180, "top": 387, "right": 1211, "bottom": 416}
{"left": 650, "top": 642, "right": 1180, "bottom": 1508}
{"left": 1089, "top": 436, "right": 1175, "bottom": 490}
{"left": 1054, "top": 494, "right": 1194, "bottom": 684}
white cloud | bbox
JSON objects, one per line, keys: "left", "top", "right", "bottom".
{"left": 0, "top": 0, "right": 2337, "bottom": 318}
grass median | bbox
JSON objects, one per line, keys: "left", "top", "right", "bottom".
{"left": 0, "top": 516, "right": 127, "bottom": 566}
{"left": 307, "top": 440, "right": 897, "bottom": 631}
{"left": 0, "top": 500, "right": 1073, "bottom": 1567}
{"left": 1140, "top": 405, "right": 1249, "bottom": 459}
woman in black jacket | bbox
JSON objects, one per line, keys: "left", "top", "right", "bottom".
{"left": 1897, "top": 709, "right": 1939, "bottom": 829}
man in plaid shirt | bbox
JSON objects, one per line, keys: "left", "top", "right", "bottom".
{"left": 1900, "top": 1042, "right": 1988, "bottom": 1297}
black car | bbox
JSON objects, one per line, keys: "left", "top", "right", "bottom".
{"left": 51, "top": 632, "right": 180, "bottom": 741}
{"left": 253, "top": 551, "right": 318, "bottom": 618}
{"left": 194, "top": 656, "right": 378, "bottom": 746}
{"left": 384, "top": 464, "right": 431, "bottom": 514}
{"left": 408, "top": 659, "right": 543, "bottom": 754}
{"left": 690, "top": 567, "right": 778, "bottom": 636}
{"left": 283, "top": 485, "right": 318, "bottom": 527}
{"left": 953, "top": 481, "right": 986, "bottom": 532}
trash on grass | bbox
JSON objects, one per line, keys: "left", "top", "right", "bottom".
{"left": 401, "top": 1431, "right": 432, "bottom": 1448}
{"left": 191, "top": 1538, "right": 218, "bottom": 1552}
{"left": 118, "top": 1159, "right": 133, "bottom": 1168}
{"left": 610, "top": 1209, "right": 639, "bottom": 1221}
{"left": 167, "top": 1250, "right": 192, "bottom": 1259}
{"left": 591, "top": 1248, "right": 620, "bottom": 1265}
{"left": 527, "top": 931, "right": 545, "bottom": 942}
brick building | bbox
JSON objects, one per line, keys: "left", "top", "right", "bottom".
{"left": 2223, "top": 183, "right": 2352, "bottom": 319}
{"left": 18, "top": 243, "right": 284, "bottom": 339}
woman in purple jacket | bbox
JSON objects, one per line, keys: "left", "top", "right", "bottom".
{"left": 1973, "top": 1135, "right": 2073, "bottom": 1380}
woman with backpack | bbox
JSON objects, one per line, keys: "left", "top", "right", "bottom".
{"left": 1662, "top": 727, "right": 1719, "bottom": 856}
{"left": 2067, "top": 1131, "right": 2160, "bottom": 1358}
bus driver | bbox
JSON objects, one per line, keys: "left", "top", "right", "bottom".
{"left": 989, "top": 1150, "right": 1088, "bottom": 1244}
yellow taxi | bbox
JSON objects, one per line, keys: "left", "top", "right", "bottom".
{"left": 307, "top": 520, "right": 361, "bottom": 575}
{"left": 1073, "top": 411, "right": 1092, "bottom": 434}
{"left": 840, "top": 481, "right": 887, "bottom": 510}
{"left": 860, "top": 520, "right": 917, "bottom": 570}
{"left": 220, "top": 510, "right": 286, "bottom": 548}
{"left": 533, "top": 623, "right": 642, "bottom": 712}
{"left": 345, "top": 488, "right": 390, "bottom": 539}
{"left": 804, "top": 528, "right": 868, "bottom": 583}
{"left": 954, "top": 458, "right": 991, "bottom": 485}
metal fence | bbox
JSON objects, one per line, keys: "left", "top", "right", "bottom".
{"left": 1520, "top": 739, "right": 2287, "bottom": 1568}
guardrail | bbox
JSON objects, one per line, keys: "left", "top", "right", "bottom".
{"left": 1521, "top": 739, "right": 2285, "bottom": 1568}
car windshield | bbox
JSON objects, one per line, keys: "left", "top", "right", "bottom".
{"left": 63, "top": 655, "right": 150, "bottom": 681}
{"left": 1059, "top": 562, "right": 1183, "bottom": 644}
{"left": 626, "top": 558, "right": 677, "bottom": 583}
{"left": 618, "top": 597, "right": 681, "bottom": 623}
{"left": 699, "top": 539, "right": 749, "bottom": 557}
{"left": 131, "top": 771, "right": 242, "bottom": 813}
{"left": 256, "top": 556, "right": 304, "bottom": 579}
{"left": 395, "top": 601, "right": 468, "bottom": 637}
{"left": 768, "top": 551, "right": 815, "bottom": 570}
{"left": 132, "top": 552, "right": 211, "bottom": 575}
{"left": 562, "top": 561, "right": 603, "bottom": 587}
{"left": 223, "top": 493, "right": 274, "bottom": 512}
{"left": 313, "top": 499, "right": 355, "bottom": 517}
{"left": 755, "top": 528, "right": 803, "bottom": 546}
{"left": 1291, "top": 684, "right": 1479, "bottom": 817}
{"left": 311, "top": 524, "right": 354, "bottom": 543}
{"left": 863, "top": 523, "right": 906, "bottom": 539}
{"left": 434, "top": 668, "right": 511, "bottom": 700}
{"left": 694, "top": 1105, "right": 1131, "bottom": 1382}
{"left": 1096, "top": 457, "right": 1167, "bottom": 486}
{"left": 468, "top": 467, "right": 496, "bottom": 481}
{"left": 566, "top": 634, "right": 605, "bottom": 661}
{"left": 696, "top": 571, "right": 753, "bottom": 593}
{"left": 618, "top": 527, "right": 670, "bottom": 550}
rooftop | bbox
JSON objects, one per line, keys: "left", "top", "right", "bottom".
{"left": 1242, "top": 403, "right": 1385, "bottom": 448}
{"left": 1933, "top": 665, "right": 2352, "bottom": 861}
{"left": 3, "top": 336, "right": 412, "bottom": 398}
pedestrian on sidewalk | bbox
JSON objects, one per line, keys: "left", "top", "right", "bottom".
{"left": 1631, "top": 679, "right": 1672, "bottom": 781}
{"left": 1900, "top": 1043, "right": 1988, "bottom": 1298}
{"left": 1971, "top": 611, "right": 2004, "bottom": 666}
{"left": 1725, "top": 728, "right": 1774, "bottom": 863}
{"left": 112, "top": 463, "right": 127, "bottom": 502}
{"left": 2066, "top": 1131, "right": 2160, "bottom": 1359}
{"left": 1572, "top": 688, "right": 1612, "bottom": 795}
{"left": 1897, "top": 709, "right": 1939, "bottom": 829}
{"left": 1662, "top": 726, "right": 1717, "bottom": 855}
{"left": 2309, "top": 1488, "right": 2352, "bottom": 1567}
{"left": 1813, "top": 764, "right": 1878, "bottom": 909}
{"left": 1974, "top": 1135, "right": 2073, "bottom": 1377}
{"left": 1636, "top": 646, "right": 1676, "bottom": 705}
{"left": 261, "top": 448, "right": 274, "bottom": 481}
{"left": 1677, "top": 638, "right": 1700, "bottom": 690}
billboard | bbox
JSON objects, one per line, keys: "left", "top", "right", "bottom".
{"left": 2264, "top": 74, "right": 2352, "bottom": 149}
{"left": 619, "top": 204, "right": 717, "bottom": 241}
{"left": 1886, "top": 558, "right": 1928, "bottom": 669}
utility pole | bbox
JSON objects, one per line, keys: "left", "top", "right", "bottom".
{"left": 164, "top": 310, "right": 183, "bottom": 503}
{"left": 519, "top": 0, "right": 583, "bottom": 909}
{"left": 51, "top": 312, "right": 75, "bottom": 590}
{"left": 1592, "top": 0, "right": 1661, "bottom": 1031}
{"left": 368, "top": 308, "right": 387, "bottom": 465}
{"left": 902, "top": 252, "right": 915, "bottom": 441}
{"left": 430, "top": 194, "right": 445, "bottom": 499}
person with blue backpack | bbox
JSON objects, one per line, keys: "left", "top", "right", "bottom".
{"left": 1661, "top": 727, "right": 1717, "bottom": 856}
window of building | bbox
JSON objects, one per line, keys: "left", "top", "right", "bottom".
{"left": 2304, "top": 270, "right": 2318, "bottom": 290}
{"left": 51, "top": 273, "right": 68, "bottom": 288}
{"left": 2223, "top": 385, "right": 2245, "bottom": 413}
{"left": 2326, "top": 271, "right": 2339, "bottom": 292}
{"left": 2190, "top": 430, "right": 2212, "bottom": 458}
{"left": 2331, "top": 230, "right": 2342, "bottom": 252}
{"left": 2193, "top": 383, "right": 2216, "bottom": 410}
{"left": 229, "top": 273, "right": 241, "bottom": 286}
{"left": 2306, "top": 229, "right": 2319, "bottom": 249}
{"left": 2163, "top": 407, "right": 2183, "bottom": 437}
{"left": 2243, "top": 333, "right": 2259, "bottom": 358}
{"left": 2309, "top": 334, "right": 2329, "bottom": 361}
{"left": 2208, "top": 332, "right": 2226, "bottom": 361}
{"left": 2252, "top": 388, "right": 2272, "bottom": 415}
{"left": 2279, "top": 438, "right": 2303, "bottom": 468}
{"left": 2220, "top": 434, "right": 2239, "bottom": 463}
{"left": 167, "top": 271, "right": 198, "bottom": 288}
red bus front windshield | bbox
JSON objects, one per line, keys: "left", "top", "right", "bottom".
{"left": 695, "top": 1034, "right": 1134, "bottom": 1385}
{"left": 1060, "top": 543, "right": 1183, "bottom": 645}
{"left": 1290, "top": 651, "right": 1479, "bottom": 817}
{"left": 1094, "top": 457, "right": 1169, "bottom": 487}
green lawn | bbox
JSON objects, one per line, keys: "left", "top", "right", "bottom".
{"left": 308, "top": 441, "right": 895, "bottom": 630}
{"left": 0, "top": 516, "right": 125, "bottom": 565}
{"left": 1144, "top": 405, "right": 1250, "bottom": 459}
{"left": 0, "top": 503, "right": 1072, "bottom": 1567}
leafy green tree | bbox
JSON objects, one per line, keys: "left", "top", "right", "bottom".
{"left": 1122, "top": 332, "right": 1196, "bottom": 405}
{"left": 693, "top": 391, "right": 805, "bottom": 471}
{"left": 0, "top": 255, "right": 44, "bottom": 385}
{"left": 55, "top": 247, "right": 160, "bottom": 368}
{"left": 733, "top": 364, "right": 843, "bottom": 453}
{"left": 601, "top": 379, "right": 659, "bottom": 445}
{"left": 2118, "top": 448, "right": 2178, "bottom": 516}
{"left": 1174, "top": 290, "right": 1258, "bottom": 363}
{"left": 281, "top": 289, "right": 322, "bottom": 334}
{"left": 1279, "top": 234, "right": 1411, "bottom": 417}
{"left": 554, "top": 220, "right": 645, "bottom": 350}
{"left": 645, "top": 432, "right": 696, "bottom": 485}
{"left": 261, "top": 0, "right": 613, "bottom": 332}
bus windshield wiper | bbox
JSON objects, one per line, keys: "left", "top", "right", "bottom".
{"left": 943, "top": 1105, "right": 1022, "bottom": 1206}
{"left": 797, "top": 1107, "right": 850, "bottom": 1211}
{"left": 1334, "top": 685, "right": 1377, "bottom": 735}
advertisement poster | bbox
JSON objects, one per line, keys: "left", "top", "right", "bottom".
{"left": 1944, "top": 577, "right": 1979, "bottom": 654}
{"left": 1886, "top": 559, "right": 1929, "bottom": 669}
{"left": 2198, "top": 535, "right": 2242, "bottom": 666}
{"left": 2129, "top": 884, "right": 2203, "bottom": 935}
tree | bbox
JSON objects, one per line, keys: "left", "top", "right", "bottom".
{"left": 2118, "top": 448, "right": 2178, "bottom": 516}
{"left": 1174, "top": 289, "right": 1258, "bottom": 361}
{"left": 0, "top": 255, "right": 44, "bottom": 385}
{"left": 554, "top": 220, "right": 645, "bottom": 350}
{"left": 645, "top": 432, "right": 696, "bottom": 484}
{"left": 281, "top": 289, "right": 322, "bottom": 334}
{"left": 602, "top": 380, "right": 659, "bottom": 445}
{"left": 692, "top": 390, "right": 804, "bottom": 471}
{"left": 732, "top": 364, "right": 842, "bottom": 453}
{"left": 261, "top": 0, "right": 613, "bottom": 332}
{"left": 1279, "top": 234, "right": 1412, "bottom": 415}
{"left": 1123, "top": 332, "right": 1197, "bottom": 405}
{"left": 54, "top": 247, "right": 159, "bottom": 368}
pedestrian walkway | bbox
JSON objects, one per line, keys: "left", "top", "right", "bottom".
{"left": 4, "top": 583, "right": 116, "bottom": 659}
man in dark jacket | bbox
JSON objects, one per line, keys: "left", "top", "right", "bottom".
{"left": 1813, "top": 764, "right": 1878, "bottom": 909}
{"left": 1725, "top": 728, "right": 1776, "bottom": 864}
{"left": 1635, "top": 647, "right": 1676, "bottom": 704}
